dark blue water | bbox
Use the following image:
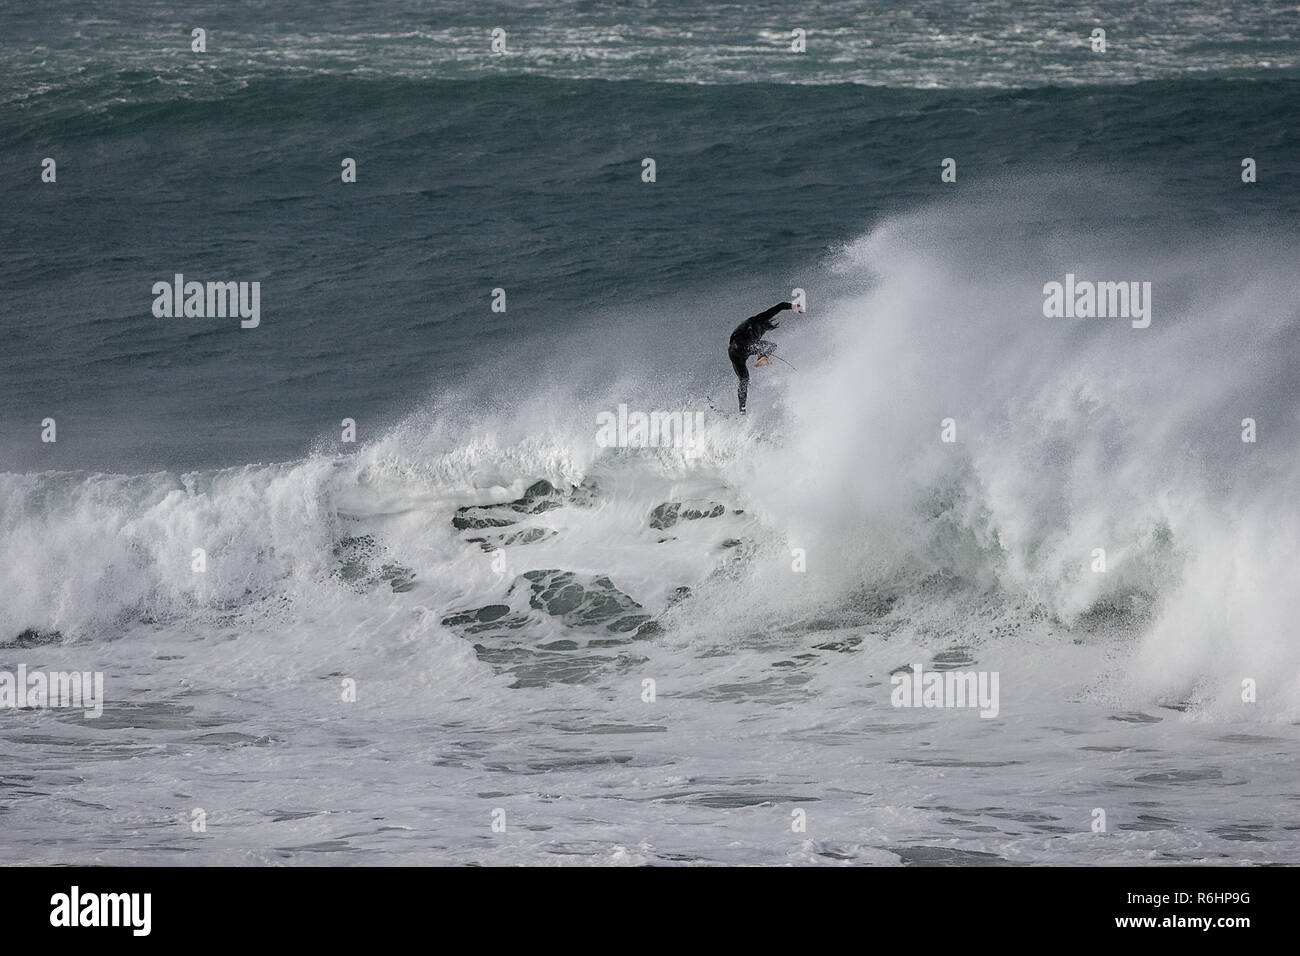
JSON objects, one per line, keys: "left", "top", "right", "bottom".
{"left": 3, "top": 1, "right": 1299, "bottom": 473}
{"left": 4, "top": 70, "right": 1297, "bottom": 473}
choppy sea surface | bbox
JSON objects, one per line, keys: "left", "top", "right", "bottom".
{"left": 2, "top": 0, "right": 1299, "bottom": 864}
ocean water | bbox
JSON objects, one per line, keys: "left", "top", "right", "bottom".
{"left": 2, "top": 0, "right": 1299, "bottom": 865}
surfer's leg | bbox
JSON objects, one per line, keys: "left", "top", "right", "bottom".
{"left": 729, "top": 346, "right": 749, "bottom": 412}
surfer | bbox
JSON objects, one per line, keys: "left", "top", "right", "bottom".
{"left": 728, "top": 301, "right": 802, "bottom": 412}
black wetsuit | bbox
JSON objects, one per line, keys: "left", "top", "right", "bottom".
{"left": 728, "top": 302, "right": 792, "bottom": 412}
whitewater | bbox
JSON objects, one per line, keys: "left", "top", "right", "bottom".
{"left": 4, "top": 183, "right": 1298, "bottom": 864}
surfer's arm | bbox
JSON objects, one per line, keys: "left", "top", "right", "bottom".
{"left": 731, "top": 302, "right": 794, "bottom": 345}
{"left": 748, "top": 302, "right": 793, "bottom": 326}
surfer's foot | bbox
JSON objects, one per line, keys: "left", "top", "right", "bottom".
{"left": 753, "top": 356, "right": 772, "bottom": 367}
